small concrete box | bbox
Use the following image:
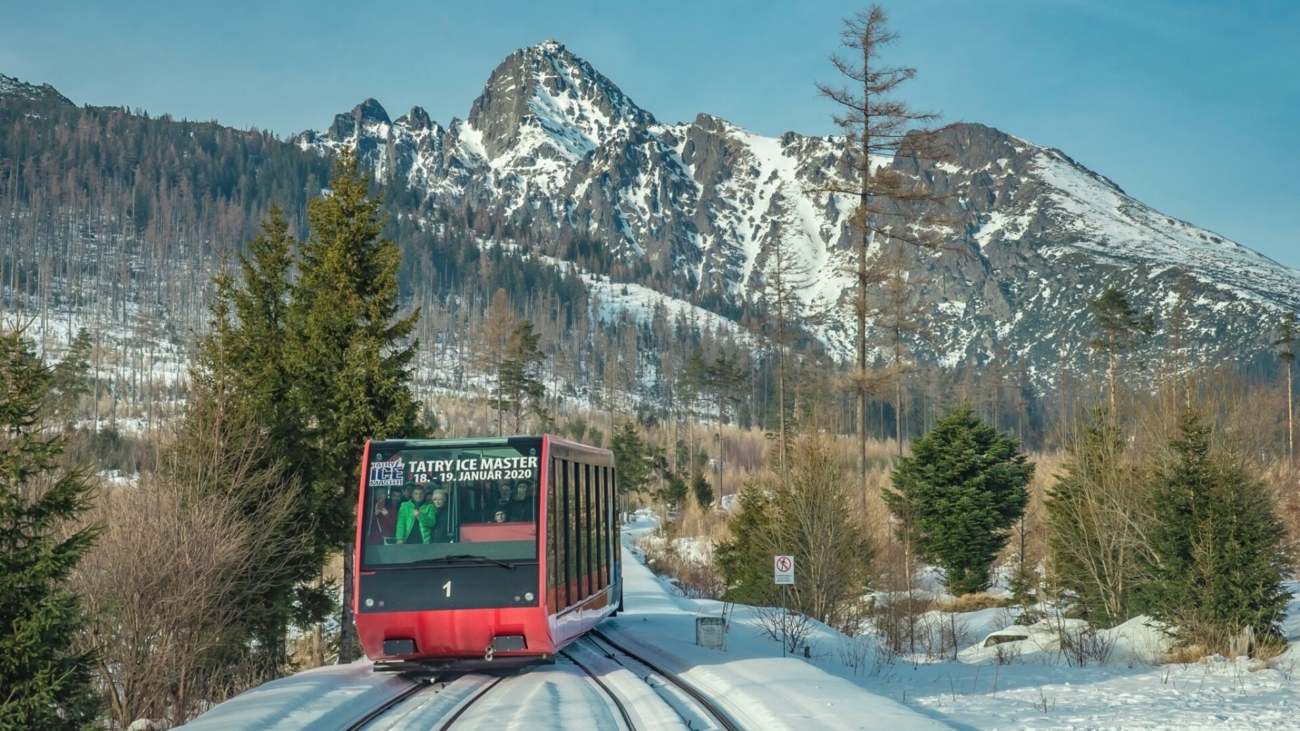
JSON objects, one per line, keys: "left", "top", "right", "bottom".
{"left": 695, "top": 616, "right": 727, "bottom": 651}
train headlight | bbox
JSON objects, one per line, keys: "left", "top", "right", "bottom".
{"left": 525, "top": 592, "right": 535, "bottom": 602}
{"left": 364, "top": 597, "right": 374, "bottom": 608}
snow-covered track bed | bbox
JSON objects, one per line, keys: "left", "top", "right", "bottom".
{"left": 430, "top": 661, "right": 632, "bottom": 731}
{"left": 355, "top": 674, "right": 502, "bottom": 731}
{"left": 583, "top": 630, "right": 745, "bottom": 731}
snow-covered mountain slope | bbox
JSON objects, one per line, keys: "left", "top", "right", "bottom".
{"left": 0, "top": 73, "right": 74, "bottom": 106}
{"left": 296, "top": 41, "right": 857, "bottom": 302}
{"left": 875, "top": 123, "right": 1300, "bottom": 377}
{"left": 297, "top": 42, "right": 1298, "bottom": 384}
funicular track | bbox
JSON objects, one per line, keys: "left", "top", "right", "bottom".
{"left": 350, "top": 627, "right": 745, "bottom": 731}
{"left": 577, "top": 628, "right": 747, "bottom": 731}
{"left": 341, "top": 681, "right": 428, "bottom": 731}
{"left": 341, "top": 673, "right": 506, "bottom": 731}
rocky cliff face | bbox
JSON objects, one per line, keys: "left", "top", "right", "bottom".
{"left": 0, "top": 73, "right": 74, "bottom": 106}
{"left": 291, "top": 41, "right": 1300, "bottom": 384}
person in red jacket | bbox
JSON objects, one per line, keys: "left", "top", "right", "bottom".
{"left": 365, "top": 488, "right": 397, "bottom": 545}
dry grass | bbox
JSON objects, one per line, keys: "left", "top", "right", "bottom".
{"left": 937, "top": 592, "right": 1010, "bottom": 613}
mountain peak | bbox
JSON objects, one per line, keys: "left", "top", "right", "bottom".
{"left": 326, "top": 98, "right": 390, "bottom": 141}
{"left": 0, "top": 73, "right": 74, "bottom": 106}
{"left": 397, "top": 105, "right": 433, "bottom": 131}
{"left": 529, "top": 39, "right": 567, "bottom": 56}
{"left": 466, "top": 41, "right": 654, "bottom": 166}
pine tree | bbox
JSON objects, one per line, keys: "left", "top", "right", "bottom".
{"left": 0, "top": 328, "right": 101, "bottom": 729}
{"left": 46, "top": 328, "right": 92, "bottom": 430}
{"left": 289, "top": 149, "right": 422, "bottom": 663}
{"left": 610, "top": 421, "right": 649, "bottom": 495}
{"left": 758, "top": 238, "right": 812, "bottom": 477}
{"left": 885, "top": 403, "right": 1033, "bottom": 596}
{"left": 1148, "top": 410, "right": 1289, "bottom": 651}
{"left": 815, "top": 4, "right": 947, "bottom": 487}
{"left": 499, "top": 320, "right": 547, "bottom": 434}
{"left": 661, "top": 470, "right": 689, "bottom": 509}
{"left": 691, "top": 470, "right": 715, "bottom": 509}
{"left": 715, "top": 486, "right": 776, "bottom": 605}
{"left": 480, "top": 288, "right": 517, "bottom": 435}
{"left": 200, "top": 206, "right": 328, "bottom": 670}
{"left": 1088, "top": 288, "right": 1155, "bottom": 413}
{"left": 704, "top": 350, "right": 746, "bottom": 497}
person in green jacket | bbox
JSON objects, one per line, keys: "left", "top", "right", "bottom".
{"left": 396, "top": 484, "right": 437, "bottom": 544}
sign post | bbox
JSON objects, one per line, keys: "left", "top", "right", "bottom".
{"left": 774, "top": 555, "right": 794, "bottom": 656}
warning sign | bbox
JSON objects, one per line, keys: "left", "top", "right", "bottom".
{"left": 774, "top": 555, "right": 794, "bottom": 585}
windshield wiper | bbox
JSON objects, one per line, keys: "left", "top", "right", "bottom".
{"left": 413, "top": 554, "right": 516, "bottom": 570}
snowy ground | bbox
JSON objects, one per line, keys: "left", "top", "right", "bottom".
{"left": 623, "top": 511, "right": 1300, "bottom": 731}
{"left": 181, "top": 514, "right": 1300, "bottom": 730}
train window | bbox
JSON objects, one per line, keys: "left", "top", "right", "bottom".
{"left": 547, "top": 457, "right": 558, "bottom": 612}
{"left": 559, "top": 457, "right": 574, "bottom": 606}
{"left": 574, "top": 461, "right": 587, "bottom": 600}
{"left": 566, "top": 460, "right": 576, "bottom": 605}
{"left": 609, "top": 467, "right": 618, "bottom": 582}
{"left": 359, "top": 441, "right": 541, "bottom": 570}
{"left": 585, "top": 462, "right": 596, "bottom": 595}
{"left": 585, "top": 463, "right": 596, "bottom": 594}
{"left": 598, "top": 466, "right": 606, "bottom": 588}
{"left": 601, "top": 465, "right": 611, "bottom": 587}
{"left": 592, "top": 463, "right": 603, "bottom": 590}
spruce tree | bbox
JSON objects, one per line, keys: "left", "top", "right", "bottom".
{"left": 200, "top": 206, "right": 325, "bottom": 673}
{"left": 610, "top": 422, "right": 649, "bottom": 494}
{"left": 46, "top": 329, "right": 92, "bottom": 430}
{"left": 691, "top": 470, "right": 715, "bottom": 509}
{"left": 289, "top": 149, "right": 422, "bottom": 663}
{"left": 715, "top": 486, "right": 776, "bottom": 605}
{"left": 661, "top": 470, "right": 689, "bottom": 509}
{"left": 499, "top": 320, "right": 547, "bottom": 434}
{"left": 885, "top": 403, "right": 1033, "bottom": 596}
{"left": 1148, "top": 410, "right": 1289, "bottom": 650}
{"left": 0, "top": 329, "right": 100, "bottom": 729}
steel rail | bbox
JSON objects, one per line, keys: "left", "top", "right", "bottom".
{"left": 589, "top": 629, "right": 745, "bottom": 731}
{"left": 558, "top": 649, "right": 639, "bottom": 731}
{"left": 343, "top": 680, "right": 430, "bottom": 731}
{"left": 433, "top": 675, "right": 508, "bottom": 731}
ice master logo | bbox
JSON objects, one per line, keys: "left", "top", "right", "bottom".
{"left": 368, "top": 457, "right": 405, "bottom": 487}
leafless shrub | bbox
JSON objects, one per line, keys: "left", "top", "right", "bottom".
{"left": 870, "top": 591, "right": 933, "bottom": 656}
{"left": 993, "top": 641, "right": 1022, "bottom": 666}
{"left": 753, "top": 603, "right": 817, "bottom": 655}
{"left": 1057, "top": 623, "right": 1114, "bottom": 667}
{"left": 70, "top": 422, "right": 299, "bottom": 728}
{"left": 634, "top": 516, "right": 726, "bottom": 600}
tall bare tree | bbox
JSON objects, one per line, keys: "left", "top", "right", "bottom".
{"left": 815, "top": 5, "right": 947, "bottom": 482}
{"left": 1088, "top": 287, "right": 1154, "bottom": 415}
{"left": 1274, "top": 312, "right": 1297, "bottom": 462}
{"left": 875, "top": 242, "right": 926, "bottom": 454}
{"left": 759, "top": 238, "right": 813, "bottom": 476}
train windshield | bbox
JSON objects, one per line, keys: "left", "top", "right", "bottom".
{"left": 360, "top": 440, "right": 541, "bottom": 569}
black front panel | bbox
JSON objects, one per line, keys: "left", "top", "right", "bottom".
{"left": 358, "top": 564, "right": 540, "bottom": 613}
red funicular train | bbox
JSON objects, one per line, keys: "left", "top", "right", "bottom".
{"left": 353, "top": 435, "right": 622, "bottom": 669}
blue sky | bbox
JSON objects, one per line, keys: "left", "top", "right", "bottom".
{"left": 3, "top": 0, "right": 1296, "bottom": 267}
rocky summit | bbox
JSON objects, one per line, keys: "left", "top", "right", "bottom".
{"left": 295, "top": 41, "right": 1300, "bottom": 384}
